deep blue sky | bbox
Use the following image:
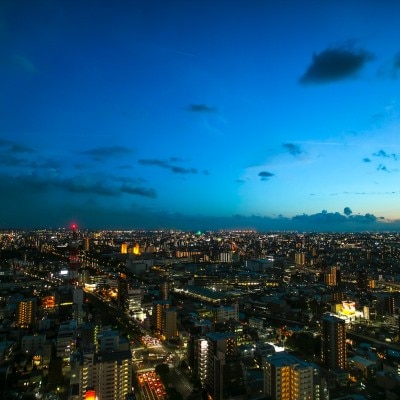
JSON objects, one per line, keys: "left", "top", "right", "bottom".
{"left": 1, "top": 0, "right": 400, "bottom": 231}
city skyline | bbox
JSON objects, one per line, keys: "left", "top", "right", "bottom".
{"left": 2, "top": 1, "right": 400, "bottom": 231}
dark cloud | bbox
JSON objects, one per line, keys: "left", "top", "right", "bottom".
{"left": 377, "top": 164, "right": 389, "bottom": 172}
{"left": 59, "top": 175, "right": 157, "bottom": 198}
{"left": 0, "top": 146, "right": 59, "bottom": 171}
{"left": 10, "top": 143, "right": 34, "bottom": 153}
{"left": 392, "top": 52, "right": 400, "bottom": 77}
{"left": 138, "top": 159, "right": 167, "bottom": 167}
{"left": 282, "top": 143, "right": 303, "bottom": 157}
{"left": 372, "top": 149, "right": 398, "bottom": 161}
{"left": 121, "top": 184, "right": 157, "bottom": 198}
{"left": 188, "top": 104, "right": 217, "bottom": 112}
{"left": 394, "top": 52, "right": 400, "bottom": 69}
{"left": 373, "top": 149, "right": 390, "bottom": 158}
{"left": 350, "top": 213, "right": 378, "bottom": 223}
{"left": 82, "top": 146, "right": 133, "bottom": 161}
{"left": 343, "top": 207, "right": 352, "bottom": 216}
{"left": 138, "top": 158, "right": 198, "bottom": 174}
{"left": 362, "top": 158, "right": 371, "bottom": 163}
{"left": 299, "top": 46, "right": 374, "bottom": 84}
{"left": 170, "top": 166, "right": 197, "bottom": 174}
{"left": 0, "top": 140, "right": 35, "bottom": 165}
{"left": 293, "top": 210, "right": 347, "bottom": 223}
{"left": 0, "top": 153, "right": 32, "bottom": 168}
{"left": 292, "top": 209, "right": 380, "bottom": 226}
{"left": 61, "top": 176, "right": 118, "bottom": 196}
{"left": 0, "top": 168, "right": 158, "bottom": 202}
{"left": 258, "top": 171, "right": 274, "bottom": 181}
{"left": 0, "top": 185, "right": 395, "bottom": 232}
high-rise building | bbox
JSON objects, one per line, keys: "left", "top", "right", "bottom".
{"left": 264, "top": 352, "right": 327, "bottom": 400}
{"left": 164, "top": 309, "right": 178, "bottom": 340}
{"left": 321, "top": 314, "right": 347, "bottom": 371}
{"left": 384, "top": 295, "right": 395, "bottom": 316}
{"left": 16, "top": 298, "right": 37, "bottom": 328}
{"left": 125, "top": 287, "right": 143, "bottom": 315}
{"left": 324, "top": 265, "right": 340, "bottom": 286}
{"left": 160, "top": 280, "right": 169, "bottom": 300}
{"left": 83, "top": 237, "right": 90, "bottom": 252}
{"left": 120, "top": 243, "right": 128, "bottom": 254}
{"left": 70, "top": 329, "right": 132, "bottom": 400}
{"left": 295, "top": 252, "right": 306, "bottom": 267}
{"left": 152, "top": 300, "right": 170, "bottom": 335}
{"left": 204, "top": 332, "right": 244, "bottom": 400}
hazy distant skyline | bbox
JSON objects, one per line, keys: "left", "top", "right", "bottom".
{"left": 1, "top": 1, "right": 400, "bottom": 232}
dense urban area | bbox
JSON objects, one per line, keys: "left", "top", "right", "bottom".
{"left": 1, "top": 227, "right": 400, "bottom": 400}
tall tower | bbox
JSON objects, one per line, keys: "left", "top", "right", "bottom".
{"left": 321, "top": 314, "right": 347, "bottom": 371}
{"left": 160, "top": 280, "right": 169, "bottom": 300}
{"left": 68, "top": 223, "right": 80, "bottom": 285}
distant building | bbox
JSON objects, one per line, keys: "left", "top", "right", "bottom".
{"left": 16, "top": 298, "right": 37, "bottom": 328}
{"left": 21, "top": 334, "right": 46, "bottom": 355}
{"left": 213, "top": 303, "right": 239, "bottom": 323}
{"left": 295, "top": 252, "right": 306, "bottom": 267}
{"left": 324, "top": 265, "right": 340, "bottom": 287}
{"left": 349, "top": 356, "right": 377, "bottom": 379}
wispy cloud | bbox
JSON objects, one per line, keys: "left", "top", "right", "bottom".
{"left": 391, "top": 52, "right": 400, "bottom": 77}
{"left": 330, "top": 191, "right": 397, "bottom": 195}
{"left": 0, "top": 139, "right": 35, "bottom": 153}
{"left": 82, "top": 146, "right": 133, "bottom": 161}
{"left": 138, "top": 158, "right": 199, "bottom": 174}
{"left": 0, "top": 140, "right": 61, "bottom": 171}
{"left": 282, "top": 143, "right": 304, "bottom": 157}
{"left": 373, "top": 149, "right": 390, "bottom": 158}
{"left": 0, "top": 54, "right": 36, "bottom": 75}
{"left": 258, "top": 171, "right": 274, "bottom": 181}
{"left": 377, "top": 164, "right": 390, "bottom": 172}
{"left": 372, "top": 149, "right": 398, "bottom": 161}
{"left": 0, "top": 169, "right": 157, "bottom": 200}
{"left": 299, "top": 45, "right": 374, "bottom": 84}
{"left": 121, "top": 184, "right": 157, "bottom": 198}
{"left": 61, "top": 176, "right": 119, "bottom": 196}
{"left": 187, "top": 104, "right": 217, "bottom": 113}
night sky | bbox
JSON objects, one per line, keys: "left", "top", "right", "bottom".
{"left": 2, "top": 0, "right": 400, "bottom": 231}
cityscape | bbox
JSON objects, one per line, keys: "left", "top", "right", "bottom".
{"left": 3, "top": 1, "right": 400, "bottom": 399}
{"left": 1, "top": 226, "right": 400, "bottom": 399}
